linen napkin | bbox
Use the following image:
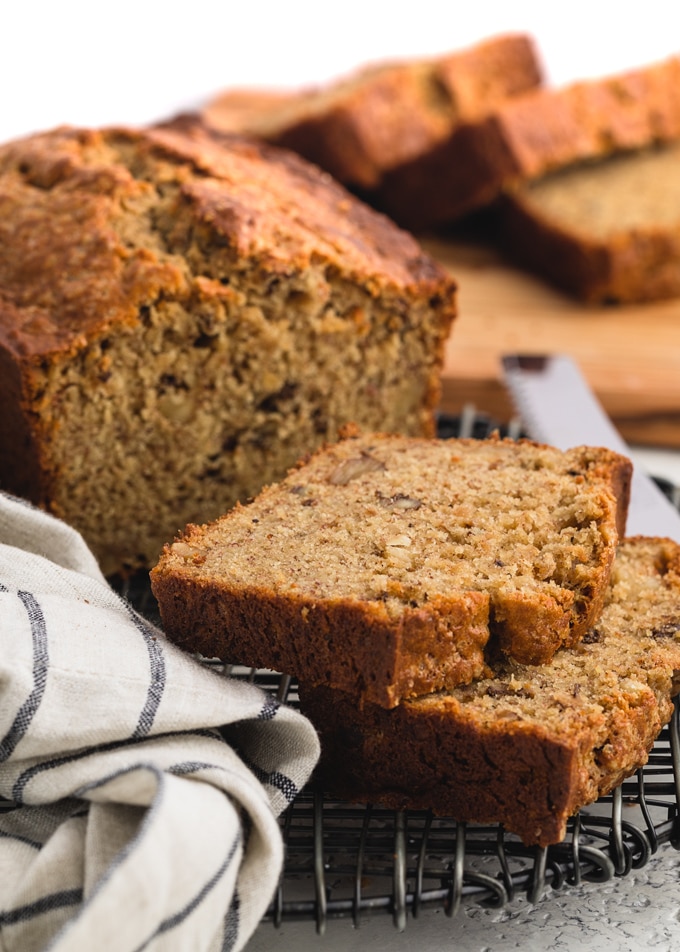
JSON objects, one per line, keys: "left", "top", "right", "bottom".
{"left": 0, "top": 491, "right": 320, "bottom": 951}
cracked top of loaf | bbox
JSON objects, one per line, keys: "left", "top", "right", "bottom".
{"left": 0, "top": 119, "right": 456, "bottom": 360}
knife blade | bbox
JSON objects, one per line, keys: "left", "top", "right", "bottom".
{"left": 501, "top": 354, "right": 680, "bottom": 543}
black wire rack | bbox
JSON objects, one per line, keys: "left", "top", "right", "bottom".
{"left": 120, "top": 409, "right": 680, "bottom": 934}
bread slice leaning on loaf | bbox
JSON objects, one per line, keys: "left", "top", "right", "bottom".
{"left": 299, "top": 536, "right": 680, "bottom": 847}
{"left": 151, "top": 429, "right": 632, "bottom": 708}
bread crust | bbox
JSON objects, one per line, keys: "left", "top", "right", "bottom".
{"left": 300, "top": 681, "right": 661, "bottom": 847}
{"left": 151, "top": 575, "right": 492, "bottom": 708}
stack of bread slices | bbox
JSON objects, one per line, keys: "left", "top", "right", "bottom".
{"left": 202, "top": 35, "right": 680, "bottom": 305}
{"left": 151, "top": 427, "right": 680, "bottom": 847}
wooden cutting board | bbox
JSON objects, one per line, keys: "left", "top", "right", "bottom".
{"left": 425, "top": 237, "right": 680, "bottom": 448}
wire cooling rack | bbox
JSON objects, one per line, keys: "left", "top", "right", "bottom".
{"left": 120, "top": 409, "right": 680, "bottom": 933}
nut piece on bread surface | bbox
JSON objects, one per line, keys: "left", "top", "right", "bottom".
{"left": 497, "top": 141, "right": 680, "bottom": 303}
{"left": 202, "top": 33, "right": 543, "bottom": 190}
{"left": 151, "top": 429, "right": 632, "bottom": 708}
{"left": 299, "top": 536, "right": 680, "bottom": 846}
{"left": 377, "top": 55, "right": 680, "bottom": 229}
{"left": 0, "top": 121, "right": 456, "bottom": 575}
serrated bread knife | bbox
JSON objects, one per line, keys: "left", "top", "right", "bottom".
{"left": 501, "top": 354, "right": 680, "bottom": 544}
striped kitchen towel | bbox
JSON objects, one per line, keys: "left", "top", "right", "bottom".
{"left": 0, "top": 492, "right": 320, "bottom": 951}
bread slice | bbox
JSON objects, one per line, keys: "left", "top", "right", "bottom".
{"left": 0, "top": 121, "right": 456, "bottom": 576}
{"left": 299, "top": 536, "right": 680, "bottom": 847}
{"left": 377, "top": 56, "right": 680, "bottom": 230}
{"left": 201, "top": 34, "right": 542, "bottom": 190}
{"left": 495, "top": 142, "right": 680, "bottom": 303}
{"left": 151, "top": 429, "right": 631, "bottom": 708}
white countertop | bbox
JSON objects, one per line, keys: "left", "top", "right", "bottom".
{"left": 246, "top": 846, "right": 680, "bottom": 951}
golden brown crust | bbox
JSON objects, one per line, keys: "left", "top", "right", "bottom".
{"left": 0, "top": 121, "right": 451, "bottom": 357}
{"left": 0, "top": 122, "right": 456, "bottom": 573}
{"left": 201, "top": 34, "right": 542, "bottom": 189}
{"left": 300, "top": 682, "right": 661, "bottom": 847}
{"left": 150, "top": 574, "right": 492, "bottom": 708}
{"left": 151, "top": 431, "right": 631, "bottom": 706}
{"left": 199, "top": 89, "right": 295, "bottom": 132}
{"left": 299, "top": 537, "right": 680, "bottom": 846}
{"left": 377, "top": 56, "right": 680, "bottom": 229}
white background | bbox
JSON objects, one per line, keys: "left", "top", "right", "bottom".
{"left": 2, "top": 0, "right": 679, "bottom": 143}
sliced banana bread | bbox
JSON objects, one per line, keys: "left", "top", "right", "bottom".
{"left": 201, "top": 34, "right": 542, "bottom": 190}
{"left": 0, "top": 121, "right": 456, "bottom": 575}
{"left": 496, "top": 142, "right": 680, "bottom": 303}
{"left": 377, "top": 55, "right": 680, "bottom": 230}
{"left": 151, "top": 429, "right": 631, "bottom": 708}
{"left": 299, "top": 536, "right": 680, "bottom": 846}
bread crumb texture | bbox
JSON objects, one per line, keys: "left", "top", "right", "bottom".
{"left": 518, "top": 144, "right": 680, "bottom": 237}
{"left": 498, "top": 142, "right": 680, "bottom": 303}
{"left": 0, "top": 122, "right": 456, "bottom": 574}
{"left": 151, "top": 431, "right": 631, "bottom": 706}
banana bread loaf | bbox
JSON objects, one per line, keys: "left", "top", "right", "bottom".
{"left": 151, "top": 429, "right": 631, "bottom": 708}
{"left": 0, "top": 121, "right": 456, "bottom": 576}
{"left": 299, "top": 536, "right": 680, "bottom": 846}
{"left": 201, "top": 33, "right": 542, "bottom": 190}
{"left": 376, "top": 55, "right": 680, "bottom": 230}
{"left": 496, "top": 142, "right": 680, "bottom": 303}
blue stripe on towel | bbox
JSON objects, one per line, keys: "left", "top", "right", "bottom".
{"left": 221, "top": 890, "right": 240, "bottom": 952}
{"left": 11, "top": 728, "right": 219, "bottom": 804}
{"left": 123, "top": 604, "right": 167, "bottom": 741}
{"left": 0, "top": 888, "right": 83, "bottom": 926}
{"left": 238, "top": 754, "right": 299, "bottom": 804}
{"left": 0, "top": 590, "right": 49, "bottom": 763}
{"left": 133, "top": 831, "right": 242, "bottom": 952}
